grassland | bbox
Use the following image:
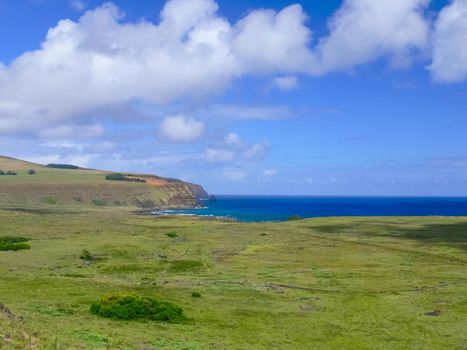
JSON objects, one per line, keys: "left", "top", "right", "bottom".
{"left": 0, "top": 206, "right": 466, "bottom": 349}
{"left": 0, "top": 156, "right": 206, "bottom": 208}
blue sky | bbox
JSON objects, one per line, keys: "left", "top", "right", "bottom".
{"left": 0, "top": 0, "right": 466, "bottom": 195}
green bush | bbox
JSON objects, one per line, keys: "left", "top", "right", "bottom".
{"left": 28, "top": 169, "right": 36, "bottom": 175}
{"left": 191, "top": 292, "right": 202, "bottom": 298}
{"left": 105, "top": 173, "right": 146, "bottom": 183}
{"left": 41, "top": 196, "right": 57, "bottom": 205}
{"left": 80, "top": 249, "right": 95, "bottom": 262}
{"left": 92, "top": 199, "right": 107, "bottom": 206}
{"left": 46, "top": 163, "right": 79, "bottom": 169}
{"left": 90, "top": 294, "right": 185, "bottom": 323}
{"left": 0, "top": 170, "right": 17, "bottom": 175}
{"left": 166, "top": 232, "right": 178, "bottom": 238}
{"left": 288, "top": 215, "right": 303, "bottom": 221}
{"left": 0, "top": 236, "right": 31, "bottom": 251}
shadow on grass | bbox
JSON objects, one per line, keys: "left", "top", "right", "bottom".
{"left": 309, "top": 220, "right": 467, "bottom": 252}
{"left": 0, "top": 207, "right": 78, "bottom": 215}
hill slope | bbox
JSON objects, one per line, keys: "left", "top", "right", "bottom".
{"left": 0, "top": 156, "right": 208, "bottom": 208}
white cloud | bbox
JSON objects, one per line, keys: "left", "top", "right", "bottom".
{"left": 232, "top": 4, "right": 313, "bottom": 74}
{"left": 40, "top": 124, "right": 104, "bottom": 139}
{"left": 262, "top": 168, "right": 278, "bottom": 177}
{"left": 429, "top": 0, "right": 467, "bottom": 82}
{"left": 160, "top": 115, "right": 204, "bottom": 142}
{"left": 0, "top": 1, "right": 313, "bottom": 135}
{"left": 70, "top": 0, "right": 86, "bottom": 11}
{"left": 224, "top": 132, "right": 242, "bottom": 147}
{"left": 0, "top": 0, "right": 461, "bottom": 139}
{"left": 273, "top": 76, "right": 298, "bottom": 90}
{"left": 204, "top": 148, "right": 235, "bottom": 162}
{"left": 210, "top": 105, "right": 292, "bottom": 120}
{"left": 313, "top": 0, "right": 430, "bottom": 74}
{"left": 204, "top": 132, "right": 270, "bottom": 163}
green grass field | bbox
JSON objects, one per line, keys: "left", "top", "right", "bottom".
{"left": 0, "top": 206, "right": 466, "bottom": 349}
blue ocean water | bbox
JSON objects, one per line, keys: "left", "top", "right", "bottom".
{"left": 156, "top": 196, "right": 467, "bottom": 222}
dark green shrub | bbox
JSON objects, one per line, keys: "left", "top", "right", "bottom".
{"left": 90, "top": 294, "right": 185, "bottom": 323}
{"left": 0, "top": 236, "right": 31, "bottom": 251}
{"left": 288, "top": 215, "right": 303, "bottom": 221}
{"left": 47, "top": 163, "right": 79, "bottom": 169}
{"left": 80, "top": 249, "right": 95, "bottom": 262}
{"left": 0, "top": 236, "right": 29, "bottom": 244}
{"left": 166, "top": 232, "right": 178, "bottom": 238}
{"left": 0, "top": 170, "right": 17, "bottom": 175}
{"left": 28, "top": 169, "right": 36, "bottom": 175}
{"left": 105, "top": 173, "right": 146, "bottom": 183}
{"left": 92, "top": 199, "right": 107, "bottom": 206}
{"left": 191, "top": 292, "right": 201, "bottom": 298}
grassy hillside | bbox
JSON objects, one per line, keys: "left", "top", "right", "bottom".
{"left": 0, "top": 156, "right": 207, "bottom": 208}
{"left": 0, "top": 207, "right": 465, "bottom": 349}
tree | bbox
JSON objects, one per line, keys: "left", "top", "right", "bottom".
{"left": 28, "top": 169, "right": 36, "bottom": 175}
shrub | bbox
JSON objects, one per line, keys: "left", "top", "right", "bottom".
{"left": 28, "top": 169, "right": 36, "bottom": 175}
{"left": 105, "top": 173, "right": 146, "bottom": 183}
{"left": 41, "top": 196, "right": 57, "bottom": 205}
{"left": 0, "top": 236, "right": 31, "bottom": 251}
{"left": 166, "top": 232, "right": 178, "bottom": 238}
{"left": 46, "top": 163, "right": 79, "bottom": 169}
{"left": 80, "top": 249, "right": 95, "bottom": 262}
{"left": 288, "top": 215, "right": 303, "bottom": 221}
{"left": 191, "top": 292, "right": 201, "bottom": 298}
{"left": 90, "top": 294, "right": 185, "bottom": 323}
{"left": 0, "top": 170, "right": 17, "bottom": 176}
{"left": 92, "top": 199, "right": 107, "bottom": 206}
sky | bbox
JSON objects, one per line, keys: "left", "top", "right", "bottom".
{"left": 0, "top": 0, "right": 466, "bottom": 196}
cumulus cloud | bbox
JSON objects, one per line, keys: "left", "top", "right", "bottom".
{"left": 1, "top": 0, "right": 448, "bottom": 138}
{"left": 160, "top": 115, "right": 204, "bottom": 142}
{"left": 204, "top": 132, "right": 270, "bottom": 163}
{"left": 70, "top": 0, "right": 86, "bottom": 11}
{"left": 0, "top": 0, "right": 314, "bottom": 135}
{"left": 313, "top": 0, "right": 430, "bottom": 74}
{"left": 273, "top": 76, "right": 299, "bottom": 90}
{"left": 429, "top": 0, "right": 467, "bottom": 82}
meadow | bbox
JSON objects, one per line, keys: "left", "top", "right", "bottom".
{"left": 0, "top": 206, "right": 466, "bottom": 349}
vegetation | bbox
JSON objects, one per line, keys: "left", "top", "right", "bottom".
{"left": 288, "top": 215, "right": 303, "bottom": 221}
{"left": 0, "top": 236, "right": 30, "bottom": 251}
{"left": 79, "top": 249, "right": 95, "bottom": 262}
{"left": 28, "top": 169, "right": 36, "bottom": 175}
{"left": 166, "top": 232, "right": 178, "bottom": 238}
{"left": 0, "top": 170, "right": 18, "bottom": 175}
{"left": 0, "top": 207, "right": 465, "bottom": 349}
{"left": 0, "top": 156, "right": 206, "bottom": 208}
{"left": 92, "top": 199, "right": 107, "bottom": 206}
{"left": 191, "top": 292, "right": 202, "bottom": 298}
{"left": 46, "top": 163, "right": 79, "bottom": 169}
{"left": 105, "top": 173, "right": 146, "bottom": 183}
{"left": 90, "top": 293, "right": 185, "bottom": 323}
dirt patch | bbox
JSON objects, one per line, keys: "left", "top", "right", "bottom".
{"left": 0, "top": 303, "right": 16, "bottom": 320}
{"left": 425, "top": 310, "right": 442, "bottom": 316}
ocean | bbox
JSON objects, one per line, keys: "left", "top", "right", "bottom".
{"left": 153, "top": 195, "right": 467, "bottom": 222}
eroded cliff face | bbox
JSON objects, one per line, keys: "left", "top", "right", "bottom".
{"left": 0, "top": 181, "right": 208, "bottom": 209}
